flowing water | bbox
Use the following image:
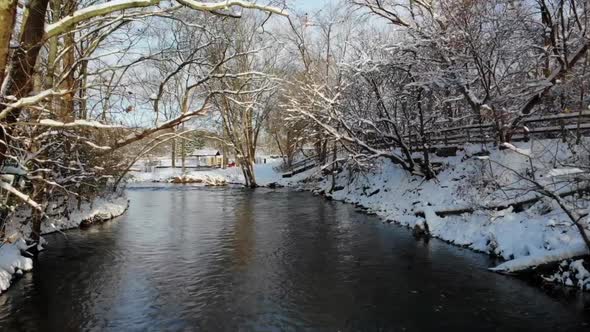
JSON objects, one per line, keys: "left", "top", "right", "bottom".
{"left": 0, "top": 184, "right": 589, "bottom": 331}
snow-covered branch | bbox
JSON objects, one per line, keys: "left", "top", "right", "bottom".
{"left": 45, "top": 0, "right": 288, "bottom": 39}
{"left": 36, "top": 119, "right": 122, "bottom": 129}
{"left": 0, "top": 89, "right": 68, "bottom": 120}
{"left": 0, "top": 181, "right": 43, "bottom": 212}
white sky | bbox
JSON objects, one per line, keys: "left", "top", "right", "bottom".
{"left": 292, "top": 0, "right": 337, "bottom": 12}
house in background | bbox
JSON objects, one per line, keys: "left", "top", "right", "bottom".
{"left": 190, "top": 148, "right": 223, "bottom": 168}
{"left": 134, "top": 147, "right": 282, "bottom": 173}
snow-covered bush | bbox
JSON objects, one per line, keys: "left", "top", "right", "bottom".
{"left": 544, "top": 259, "right": 590, "bottom": 290}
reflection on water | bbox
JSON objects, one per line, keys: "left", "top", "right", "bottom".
{"left": 0, "top": 184, "right": 588, "bottom": 331}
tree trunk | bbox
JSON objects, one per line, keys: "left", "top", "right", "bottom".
{"left": 78, "top": 58, "right": 88, "bottom": 119}
{"left": 62, "top": 31, "right": 76, "bottom": 121}
{"left": 245, "top": 158, "right": 257, "bottom": 188}
{"left": 0, "top": 0, "right": 17, "bottom": 85}
{"left": 329, "top": 141, "right": 338, "bottom": 192}
{"left": 0, "top": 0, "right": 50, "bottom": 166}
{"left": 181, "top": 124, "right": 186, "bottom": 173}
{"left": 171, "top": 127, "right": 176, "bottom": 168}
{"left": 418, "top": 91, "right": 435, "bottom": 179}
{"left": 222, "top": 144, "right": 227, "bottom": 169}
{"left": 30, "top": 180, "right": 46, "bottom": 243}
{"left": 508, "top": 40, "right": 590, "bottom": 139}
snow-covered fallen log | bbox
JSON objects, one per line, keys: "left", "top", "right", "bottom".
{"left": 490, "top": 243, "right": 589, "bottom": 273}
{"left": 414, "top": 184, "right": 590, "bottom": 217}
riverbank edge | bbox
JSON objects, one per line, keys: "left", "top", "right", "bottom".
{"left": 0, "top": 195, "right": 130, "bottom": 295}
{"left": 292, "top": 171, "right": 590, "bottom": 292}
{"left": 128, "top": 147, "right": 590, "bottom": 291}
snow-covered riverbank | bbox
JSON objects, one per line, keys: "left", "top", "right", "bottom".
{"left": 308, "top": 160, "right": 590, "bottom": 278}
{"left": 291, "top": 141, "right": 590, "bottom": 289}
{"left": 128, "top": 141, "right": 590, "bottom": 290}
{"left": 129, "top": 162, "right": 283, "bottom": 186}
{"left": 0, "top": 195, "right": 129, "bottom": 294}
{"left": 0, "top": 240, "right": 33, "bottom": 293}
{"left": 3, "top": 194, "right": 129, "bottom": 238}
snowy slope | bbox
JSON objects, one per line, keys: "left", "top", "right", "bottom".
{"left": 297, "top": 140, "right": 590, "bottom": 275}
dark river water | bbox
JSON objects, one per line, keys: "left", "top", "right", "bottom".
{"left": 1, "top": 184, "right": 589, "bottom": 331}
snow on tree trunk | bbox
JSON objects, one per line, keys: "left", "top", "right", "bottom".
{"left": 0, "top": 0, "right": 17, "bottom": 85}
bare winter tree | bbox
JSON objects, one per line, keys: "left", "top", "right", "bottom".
{"left": 207, "top": 14, "right": 283, "bottom": 187}
{"left": 0, "top": 0, "right": 287, "bottom": 240}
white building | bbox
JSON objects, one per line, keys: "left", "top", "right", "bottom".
{"left": 189, "top": 148, "right": 223, "bottom": 168}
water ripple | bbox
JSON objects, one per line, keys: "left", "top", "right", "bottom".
{"left": 0, "top": 185, "right": 588, "bottom": 331}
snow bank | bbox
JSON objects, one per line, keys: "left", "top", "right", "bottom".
{"left": 170, "top": 173, "right": 229, "bottom": 186}
{"left": 0, "top": 239, "right": 33, "bottom": 294}
{"left": 0, "top": 194, "right": 129, "bottom": 294}
{"left": 3, "top": 195, "right": 129, "bottom": 239}
{"left": 43, "top": 195, "right": 129, "bottom": 232}
{"left": 130, "top": 168, "right": 240, "bottom": 184}
{"left": 293, "top": 139, "right": 590, "bottom": 283}
{"left": 490, "top": 243, "right": 589, "bottom": 273}
{"left": 130, "top": 161, "right": 284, "bottom": 186}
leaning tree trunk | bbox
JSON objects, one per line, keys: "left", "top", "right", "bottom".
{"left": 508, "top": 41, "right": 590, "bottom": 140}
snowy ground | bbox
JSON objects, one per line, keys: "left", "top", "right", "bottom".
{"left": 293, "top": 140, "right": 590, "bottom": 286}
{"left": 315, "top": 157, "right": 590, "bottom": 270}
{"left": 0, "top": 194, "right": 128, "bottom": 294}
{"left": 129, "top": 160, "right": 284, "bottom": 186}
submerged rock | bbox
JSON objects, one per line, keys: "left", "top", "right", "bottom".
{"left": 412, "top": 220, "right": 430, "bottom": 238}
{"left": 333, "top": 185, "right": 345, "bottom": 192}
{"left": 168, "top": 175, "right": 227, "bottom": 186}
{"left": 170, "top": 176, "right": 203, "bottom": 184}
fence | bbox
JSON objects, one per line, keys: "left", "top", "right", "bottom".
{"left": 403, "top": 111, "right": 590, "bottom": 148}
